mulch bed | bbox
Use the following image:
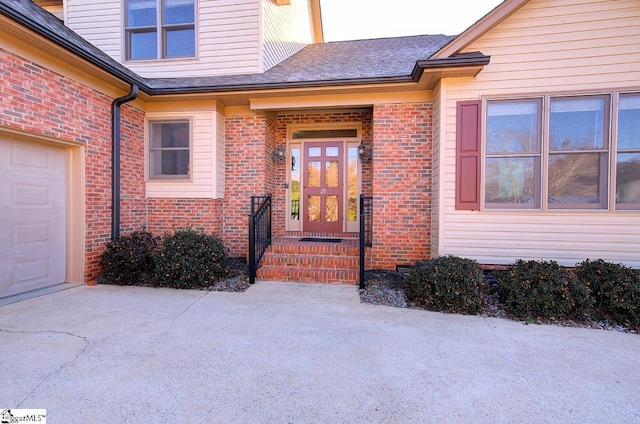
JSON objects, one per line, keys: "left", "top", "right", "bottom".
{"left": 360, "top": 269, "right": 637, "bottom": 334}
{"left": 98, "top": 257, "right": 252, "bottom": 292}
{"left": 206, "top": 257, "right": 251, "bottom": 292}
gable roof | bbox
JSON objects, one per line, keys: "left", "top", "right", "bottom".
{"left": 0, "top": 0, "right": 492, "bottom": 96}
{"left": 432, "top": 0, "right": 531, "bottom": 58}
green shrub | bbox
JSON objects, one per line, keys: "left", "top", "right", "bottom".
{"left": 152, "top": 228, "right": 228, "bottom": 289}
{"left": 496, "top": 260, "right": 591, "bottom": 321}
{"left": 404, "top": 255, "right": 486, "bottom": 314}
{"left": 575, "top": 259, "right": 640, "bottom": 329}
{"left": 99, "top": 230, "right": 158, "bottom": 285}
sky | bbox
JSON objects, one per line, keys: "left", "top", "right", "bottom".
{"left": 321, "top": 0, "right": 504, "bottom": 42}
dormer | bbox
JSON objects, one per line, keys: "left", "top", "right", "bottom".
{"left": 58, "top": 0, "right": 322, "bottom": 78}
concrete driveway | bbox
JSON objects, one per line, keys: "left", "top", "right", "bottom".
{"left": 1, "top": 282, "right": 639, "bottom": 423}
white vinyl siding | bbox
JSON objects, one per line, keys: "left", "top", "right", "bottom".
{"left": 66, "top": 0, "right": 261, "bottom": 78}
{"left": 146, "top": 111, "right": 223, "bottom": 198}
{"left": 437, "top": 0, "right": 640, "bottom": 267}
{"left": 431, "top": 82, "right": 443, "bottom": 256}
{"left": 261, "top": 0, "right": 313, "bottom": 71}
{"left": 215, "top": 111, "right": 225, "bottom": 198}
{"left": 66, "top": 0, "right": 122, "bottom": 60}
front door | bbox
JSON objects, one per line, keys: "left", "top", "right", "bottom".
{"left": 303, "top": 142, "right": 343, "bottom": 232}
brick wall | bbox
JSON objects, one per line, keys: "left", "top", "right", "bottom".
{"left": 118, "top": 105, "right": 146, "bottom": 235}
{"left": 1, "top": 49, "right": 110, "bottom": 143}
{"left": 146, "top": 199, "right": 224, "bottom": 235}
{"left": 265, "top": 113, "right": 278, "bottom": 231}
{"left": 371, "top": 103, "right": 432, "bottom": 269}
{"left": 1, "top": 49, "right": 146, "bottom": 281}
{"left": 224, "top": 114, "right": 271, "bottom": 257}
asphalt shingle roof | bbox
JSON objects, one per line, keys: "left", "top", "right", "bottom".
{"left": 1, "top": 0, "right": 144, "bottom": 85}
{"left": 2, "top": 0, "right": 457, "bottom": 93}
{"left": 146, "top": 35, "right": 456, "bottom": 91}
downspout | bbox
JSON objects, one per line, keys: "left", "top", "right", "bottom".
{"left": 111, "top": 85, "right": 139, "bottom": 240}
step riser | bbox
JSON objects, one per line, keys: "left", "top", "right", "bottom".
{"left": 268, "top": 244, "right": 358, "bottom": 255}
{"left": 261, "top": 255, "right": 358, "bottom": 269}
{"left": 285, "top": 232, "right": 358, "bottom": 239}
{"left": 257, "top": 266, "right": 358, "bottom": 285}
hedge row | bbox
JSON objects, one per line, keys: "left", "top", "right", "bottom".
{"left": 404, "top": 256, "right": 640, "bottom": 330}
{"left": 99, "top": 229, "right": 229, "bottom": 289}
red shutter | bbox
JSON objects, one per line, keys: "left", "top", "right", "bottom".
{"left": 456, "top": 100, "right": 482, "bottom": 210}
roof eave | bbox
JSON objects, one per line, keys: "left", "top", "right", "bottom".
{"left": 412, "top": 54, "right": 491, "bottom": 77}
{"left": 145, "top": 75, "right": 415, "bottom": 96}
{"left": 410, "top": 54, "right": 490, "bottom": 90}
{"left": 0, "top": 2, "right": 149, "bottom": 92}
{"left": 148, "top": 54, "right": 492, "bottom": 96}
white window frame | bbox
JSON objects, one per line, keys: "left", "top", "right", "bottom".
{"left": 124, "top": 0, "right": 197, "bottom": 61}
{"left": 147, "top": 118, "right": 192, "bottom": 180}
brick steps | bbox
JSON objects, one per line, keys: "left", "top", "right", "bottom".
{"left": 256, "top": 237, "right": 359, "bottom": 284}
{"left": 257, "top": 266, "right": 359, "bottom": 284}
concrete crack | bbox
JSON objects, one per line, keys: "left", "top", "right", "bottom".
{"left": 0, "top": 328, "right": 90, "bottom": 407}
{"left": 99, "top": 290, "right": 210, "bottom": 342}
{"left": 172, "top": 290, "right": 209, "bottom": 320}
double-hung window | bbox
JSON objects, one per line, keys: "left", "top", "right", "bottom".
{"left": 547, "top": 96, "right": 609, "bottom": 209}
{"left": 149, "top": 120, "right": 191, "bottom": 180}
{"left": 616, "top": 94, "right": 640, "bottom": 209}
{"left": 484, "top": 94, "right": 612, "bottom": 210}
{"left": 125, "top": 0, "right": 195, "bottom": 60}
{"left": 485, "top": 99, "right": 542, "bottom": 209}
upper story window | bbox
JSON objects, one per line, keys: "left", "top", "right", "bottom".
{"left": 149, "top": 120, "right": 191, "bottom": 180}
{"left": 125, "top": 0, "right": 195, "bottom": 61}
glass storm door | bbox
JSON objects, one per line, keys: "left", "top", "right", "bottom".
{"left": 303, "top": 142, "right": 343, "bottom": 232}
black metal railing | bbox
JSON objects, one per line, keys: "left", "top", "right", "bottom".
{"left": 248, "top": 194, "right": 272, "bottom": 284}
{"left": 359, "top": 194, "right": 373, "bottom": 289}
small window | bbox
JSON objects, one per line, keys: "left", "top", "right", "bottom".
{"left": 126, "top": 0, "right": 195, "bottom": 60}
{"left": 290, "top": 146, "right": 301, "bottom": 221}
{"left": 347, "top": 146, "right": 358, "bottom": 221}
{"left": 149, "top": 120, "right": 190, "bottom": 179}
{"left": 291, "top": 129, "right": 358, "bottom": 139}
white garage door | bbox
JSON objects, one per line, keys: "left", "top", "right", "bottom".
{"left": 0, "top": 138, "right": 66, "bottom": 298}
